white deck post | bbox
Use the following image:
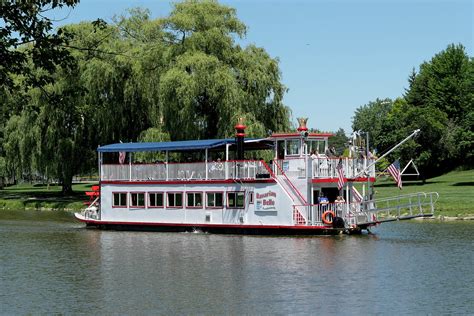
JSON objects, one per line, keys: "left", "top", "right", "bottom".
{"left": 97, "top": 147, "right": 101, "bottom": 181}
{"left": 205, "top": 149, "right": 208, "bottom": 180}
{"left": 166, "top": 151, "right": 169, "bottom": 181}
{"left": 225, "top": 143, "right": 230, "bottom": 179}
{"left": 129, "top": 152, "right": 132, "bottom": 181}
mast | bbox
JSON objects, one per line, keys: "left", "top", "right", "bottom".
{"left": 354, "top": 129, "right": 421, "bottom": 179}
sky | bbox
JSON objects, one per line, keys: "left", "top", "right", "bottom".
{"left": 52, "top": 0, "right": 473, "bottom": 134}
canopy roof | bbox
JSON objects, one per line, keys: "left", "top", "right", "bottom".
{"left": 97, "top": 138, "right": 272, "bottom": 153}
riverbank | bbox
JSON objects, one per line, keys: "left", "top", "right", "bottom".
{"left": 1, "top": 170, "right": 472, "bottom": 217}
{"left": 373, "top": 169, "right": 473, "bottom": 218}
{"left": 0, "top": 182, "right": 92, "bottom": 212}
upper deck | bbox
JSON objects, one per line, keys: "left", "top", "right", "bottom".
{"left": 100, "top": 157, "right": 375, "bottom": 182}
{"left": 98, "top": 122, "right": 376, "bottom": 183}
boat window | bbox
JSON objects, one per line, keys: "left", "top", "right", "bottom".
{"left": 308, "top": 140, "right": 325, "bottom": 154}
{"left": 130, "top": 192, "right": 145, "bottom": 208}
{"left": 149, "top": 192, "right": 164, "bottom": 208}
{"left": 206, "top": 192, "right": 223, "bottom": 208}
{"left": 286, "top": 139, "right": 300, "bottom": 156}
{"left": 168, "top": 192, "right": 183, "bottom": 208}
{"left": 113, "top": 192, "right": 127, "bottom": 207}
{"left": 227, "top": 191, "right": 245, "bottom": 208}
{"left": 187, "top": 192, "right": 203, "bottom": 208}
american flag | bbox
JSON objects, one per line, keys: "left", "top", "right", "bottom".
{"left": 387, "top": 159, "right": 402, "bottom": 189}
{"left": 119, "top": 151, "right": 126, "bottom": 164}
{"left": 352, "top": 186, "right": 363, "bottom": 203}
{"left": 336, "top": 159, "right": 346, "bottom": 190}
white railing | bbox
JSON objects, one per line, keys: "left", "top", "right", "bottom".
{"left": 273, "top": 157, "right": 376, "bottom": 179}
{"left": 311, "top": 157, "right": 376, "bottom": 179}
{"left": 293, "top": 192, "right": 438, "bottom": 226}
{"left": 364, "top": 192, "right": 439, "bottom": 221}
{"left": 274, "top": 158, "right": 306, "bottom": 178}
{"left": 100, "top": 160, "right": 272, "bottom": 181}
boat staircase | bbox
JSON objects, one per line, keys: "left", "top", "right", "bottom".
{"left": 348, "top": 192, "right": 439, "bottom": 228}
{"left": 272, "top": 161, "right": 308, "bottom": 225}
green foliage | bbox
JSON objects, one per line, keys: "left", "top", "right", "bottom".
{"left": 0, "top": 0, "right": 292, "bottom": 193}
{"left": 328, "top": 128, "right": 348, "bottom": 155}
{"left": 352, "top": 98, "right": 393, "bottom": 150}
{"left": 135, "top": 128, "right": 171, "bottom": 162}
{"left": 404, "top": 44, "right": 473, "bottom": 170}
{"left": 159, "top": 0, "right": 290, "bottom": 140}
{"left": 352, "top": 44, "right": 473, "bottom": 178}
{"left": 0, "top": 0, "right": 79, "bottom": 89}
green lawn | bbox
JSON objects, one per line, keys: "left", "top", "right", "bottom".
{"left": 0, "top": 182, "right": 97, "bottom": 211}
{"left": 373, "top": 169, "right": 474, "bottom": 217}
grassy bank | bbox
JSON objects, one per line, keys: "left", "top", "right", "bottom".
{"left": 0, "top": 182, "right": 95, "bottom": 212}
{"left": 373, "top": 169, "right": 473, "bottom": 217}
{"left": 1, "top": 170, "right": 472, "bottom": 217}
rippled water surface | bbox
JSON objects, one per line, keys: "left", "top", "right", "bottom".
{"left": 0, "top": 211, "right": 473, "bottom": 314}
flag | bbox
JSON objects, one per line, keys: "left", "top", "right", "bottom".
{"left": 352, "top": 186, "right": 363, "bottom": 203}
{"left": 336, "top": 159, "right": 346, "bottom": 190}
{"left": 119, "top": 151, "right": 126, "bottom": 164}
{"left": 387, "top": 159, "right": 402, "bottom": 189}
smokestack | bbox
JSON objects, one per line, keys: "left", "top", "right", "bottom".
{"left": 297, "top": 117, "right": 309, "bottom": 138}
{"left": 235, "top": 117, "right": 246, "bottom": 160}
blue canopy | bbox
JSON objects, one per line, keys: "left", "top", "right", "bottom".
{"left": 97, "top": 138, "right": 272, "bottom": 153}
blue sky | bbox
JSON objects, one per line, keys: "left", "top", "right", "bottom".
{"left": 53, "top": 0, "right": 472, "bottom": 133}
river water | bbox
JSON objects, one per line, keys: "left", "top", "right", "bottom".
{"left": 0, "top": 211, "right": 472, "bottom": 315}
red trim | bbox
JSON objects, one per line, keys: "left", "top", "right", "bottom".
{"left": 101, "top": 179, "right": 276, "bottom": 185}
{"left": 205, "top": 191, "right": 224, "bottom": 209}
{"left": 234, "top": 124, "right": 246, "bottom": 130}
{"left": 349, "top": 177, "right": 376, "bottom": 182}
{"left": 271, "top": 133, "right": 333, "bottom": 138}
{"left": 130, "top": 192, "right": 146, "bottom": 208}
{"left": 167, "top": 191, "right": 183, "bottom": 208}
{"left": 76, "top": 217, "right": 332, "bottom": 230}
{"left": 226, "top": 191, "right": 245, "bottom": 209}
{"left": 186, "top": 191, "right": 204, "bottom": 209}
{"left": 148, "top": 192, "right": 164, "bottom": 208}
{"left": 112, "top": 192, "right": 128, "bottom": 208}
{"left": 311, "top": 177, "right": 376, "bottom": 183}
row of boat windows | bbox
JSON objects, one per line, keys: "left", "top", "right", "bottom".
{"left": 112, "top": 191, "right": 248, "bottom": 209}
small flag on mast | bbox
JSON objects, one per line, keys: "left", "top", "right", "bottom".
{"left": 119, "top": 151, "right": 126, "bottom": 164}
{"left": 336, "top": 159, "right": 346, "bottom": 190}
{"left": 387, "top": 159, "right": 402, "bottom": 189}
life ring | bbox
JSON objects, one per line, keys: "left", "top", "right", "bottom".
{"left": 322, "top": 210, "right": 335, "bottom": 225}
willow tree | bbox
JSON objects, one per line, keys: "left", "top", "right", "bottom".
{"left": 159, "top": 0, "right": 290, "bottom": 140}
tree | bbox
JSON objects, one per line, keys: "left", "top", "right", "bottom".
{"left": 1, "top": 1, "right": 293, "bottom": 193}
{"left": 351, "top": 98, "right": 393, "bottom": 153}
{"left": 0, "top": 0, "right": 80, "bottom": 89}
{"left": 328, "top": 128, "right": 348, "bottom": 156}
{"left": 353, "top": 44, "right": 473, "bottom": 179}
{"left": 158, "top": 0, "right": 290, "bottom": 140}
{"left": 404, "top": 44, "right": 473, "bottom": 170}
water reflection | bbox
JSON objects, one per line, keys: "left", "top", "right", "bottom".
{"left": 0, "top": 211, "right": 473, "bottom": 314}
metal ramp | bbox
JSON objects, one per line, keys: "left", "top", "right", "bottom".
{"left": 347, "top": 192, "right": 439, "bottom": 227}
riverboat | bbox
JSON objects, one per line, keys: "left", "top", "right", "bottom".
{"left": 75, "top": 118, "right": 438, "bottom": 234}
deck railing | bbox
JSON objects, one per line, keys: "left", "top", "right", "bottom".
{"left": 294, "top": 192, "right": 438, "bottom": 226}
{"left": 274, "top": 157, "right": 376, "bottom": 179}
{"left": 100, "top": 160, "right": 271, "bottom": 182}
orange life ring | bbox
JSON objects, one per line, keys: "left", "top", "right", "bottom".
{"left": 322, "top": 210, "right": 335, "bottom": 225}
